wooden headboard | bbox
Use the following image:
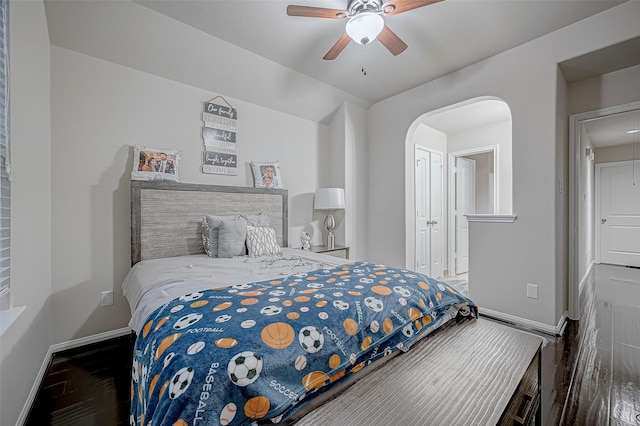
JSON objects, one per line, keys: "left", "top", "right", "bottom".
{"left": 131, "top": 181, "right": 288, "bottom": 265}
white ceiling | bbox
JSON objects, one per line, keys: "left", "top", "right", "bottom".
{"left": 131, "top": 0, "right": 624, "bottom": 103}
{"left": 420, "top": 99, "right": 511, "bottom": 134}
{"left": 584, "top": 109, "right": 640, "bottom": 148}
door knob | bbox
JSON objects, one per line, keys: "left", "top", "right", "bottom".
{"left": 601, "top": 218, "right": 607, "bottom": 224}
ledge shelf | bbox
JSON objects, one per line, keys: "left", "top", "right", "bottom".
{"left": 465, "top": 214, "right": 517, "bottom": 223}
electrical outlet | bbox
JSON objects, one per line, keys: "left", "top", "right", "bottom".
{"left": 101, "top": 290, "right": 114, "bottom": 307}
{"left": 526, "top": 284, "right": 538, "bottom": 299}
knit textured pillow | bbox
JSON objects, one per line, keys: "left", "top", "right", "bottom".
{"left": 246, "top": 226, "right": 281, "bottom": 257}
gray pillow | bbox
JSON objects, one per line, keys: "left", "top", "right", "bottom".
{"left": 218, "top": 219, "right": 248, "bottom": 258}
{"left": 240, "top": 212, "right": 270, "bottom": 227}
{"left": 202, "top": 214, "right": 237, "bottom": 257}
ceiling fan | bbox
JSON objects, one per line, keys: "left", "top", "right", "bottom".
{"left": 287, "top": 0, "right": 442, "bottom": 60}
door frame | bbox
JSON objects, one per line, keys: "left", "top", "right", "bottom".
{"left": 568, "top": 100, "right": 640, "bottom": 320}
{"left": 448, "top": 146, "right": 499, "bottom": 277}
{"left": 414, "top": 145, "right": 444, "bottom": 274}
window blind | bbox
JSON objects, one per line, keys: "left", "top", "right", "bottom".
{"left": 0, "top": 0, "right": 10, "bottom": 311}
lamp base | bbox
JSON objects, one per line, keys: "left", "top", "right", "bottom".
{"left": 326, "top": 233, "right": 335, "bottom": 250}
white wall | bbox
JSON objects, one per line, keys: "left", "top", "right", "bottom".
{"left": 447, "top": 120, "right": 512, "bottom": 215}
{"left": 465, "top": 152, "right": 493, "bottom": 214}
{"left": 0, "top": 1, "right": 52, "bottom": 425}
{"left": 49, "top": 46, "right": 333, "bottom": 343}
{"left": 369, "top": 1, "right": 640, "bottom": 328}
{"left": 578, "top": 128, "right": 595, "bottom": 281}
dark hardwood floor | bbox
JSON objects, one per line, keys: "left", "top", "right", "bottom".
{"left": 24, "top": 264, "right": 640, "bottom": 425}
{"left": 25, "top": 334, "right": 134, "bottom": 426}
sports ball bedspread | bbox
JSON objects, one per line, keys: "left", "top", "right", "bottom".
{"left": 130, "top": 261, "right": 478, "bottom": 425}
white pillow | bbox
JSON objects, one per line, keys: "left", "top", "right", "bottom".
{"left": 246, "top": 226, "right": 282, "bottom": 257}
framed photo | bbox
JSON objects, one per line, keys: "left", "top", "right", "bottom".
{"left": 131, "top": 146, "right": 180, "bottom": 182}
{"left": 250, "top": 161, "right": 284, "bottom": 189}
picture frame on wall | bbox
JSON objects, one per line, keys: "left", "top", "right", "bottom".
{"left": 250, "top": 161, "right": 284, "bottom": 189}
{"left": 131, "top": 146, "right": 180, "bottom": 182}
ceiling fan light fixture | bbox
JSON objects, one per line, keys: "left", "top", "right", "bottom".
{"left": 346, "top": 12, "right": 384, "bottom": 45}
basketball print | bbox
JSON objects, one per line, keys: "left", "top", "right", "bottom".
{"left": 302, "top": 371, "right": 330, "bottom": 391}
{"left": 169, "top": 367, "right": 194, "bottom": 399}
{"left": 343, "top": 318, "right": 358, "bottom": 336}
{"left": 407, "top": 307, "right": 422, "bottom": 321}
{"left": 173, "top": 313, "right": 203, "bottom": 330}
{"left": 228, "top": 352, "right": 263, "bottom": 387}
{"left": 244, "top": 396, "right": 270, "bottom": 419}
{"left": 371, "top": 285, "right": 392, "bottom": 296}
{"left": 261, "top": 322, "right": 295, "bottom": 349}
{"left": 220, "top": 403, "right": 237, "bottom": 425}
{"left": 287, "top": 312, "right": 301, "bottom": 320}
{"left": 329, "top": 354, "right": 341, "bottom": 369}
{"left": 299, "top": 326, "right": 324, "bottom": 353}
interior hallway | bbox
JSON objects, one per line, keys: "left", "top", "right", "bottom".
{"left": 561, "top": 264, "right": 640, "bottom": 425}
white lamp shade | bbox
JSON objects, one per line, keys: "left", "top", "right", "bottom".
{"left": 346, "top": 12, "right": 384, "bottom": 45}
{"left": 314, "top": 188, "right": 345, "bottom": 210}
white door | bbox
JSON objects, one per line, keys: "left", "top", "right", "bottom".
{"left": 455, "top": 157, "right": 476, "bottom": 274}
{"left": 596, "top": 161, "right": 640, "bottom": 267}
{"left": 415, "top": 147, "right": 443, "bottom": 278}
{"left": 430, "top": 152, "right": 444, "bottom": 277}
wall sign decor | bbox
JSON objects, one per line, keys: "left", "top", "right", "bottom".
{"left": 131, "top": 146, "right": 180, "bottom": 182}
{"left": 202, "top": 96, "right": 238, "bottom": 175}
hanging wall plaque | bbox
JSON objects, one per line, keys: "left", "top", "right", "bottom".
{"left": 202, "top": 96, "right": 238, "bottom": 175}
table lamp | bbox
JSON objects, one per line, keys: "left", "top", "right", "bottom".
{"left": 314, "top": 188, "right": 345, "bottom": 249}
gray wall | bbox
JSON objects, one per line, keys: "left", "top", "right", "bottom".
{"left": 0, "top": 1, "right": 53, "bottom": 425}
{"left": 369, "top": 2, "right": 640, "bottom": 328}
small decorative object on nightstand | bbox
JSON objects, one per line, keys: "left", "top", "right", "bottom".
{"left": 310, "top": 245, "right": 350, "bottom": 260}
{"left": 314, "top": 188, "right": 345, "bottom": 250}
{"left": 300, "top": 231, "right": 311, "bottom": 250}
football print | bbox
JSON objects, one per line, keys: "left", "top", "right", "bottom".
{"left": 169, "top": 367, "right": 194, "bottom": 399}
{"left": 299, "top": 326, "right": 324, "bottom": 353}
{"left": 228, "top": 351, "right": 263, "bottom": 387}
{"left": 173, "top": 313, "right": 203, "bottom": 330}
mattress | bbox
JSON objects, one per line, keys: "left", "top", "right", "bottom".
{"left": 123, "top": 248, "right": 342, "bottom": 334}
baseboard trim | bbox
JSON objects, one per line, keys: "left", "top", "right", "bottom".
{"left": 480, "top": 308, "right": 568, "bottom": 336}
{"left": 16, "top": 327, "right": 132, "bottom": 426}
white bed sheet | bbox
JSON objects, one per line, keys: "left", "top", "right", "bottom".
{"left": 122, "top": 248, "right": 344, "bottom": 333}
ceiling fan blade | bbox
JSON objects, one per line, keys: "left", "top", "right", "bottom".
{"left": 287, "top": 5, "right": 348, "bottom": 19}
{"left": 381, "top": 0, "right": 443, "bottom": 16}
{"left": 378, "top": 25, "right": 408, "bottom": 56}
{"left": 323, "top": 33, "right": 351, "bottom": 60}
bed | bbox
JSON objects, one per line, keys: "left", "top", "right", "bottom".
{"left": 124, "top": 181, "right": 541, "bottom": 426}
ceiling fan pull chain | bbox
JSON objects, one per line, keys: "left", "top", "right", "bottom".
{"left": 361, "top": 44, "right": 367, "bottom": 76}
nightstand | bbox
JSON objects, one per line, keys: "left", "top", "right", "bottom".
{"left": 309, "top": 245, "right": 349, "bottom": 259}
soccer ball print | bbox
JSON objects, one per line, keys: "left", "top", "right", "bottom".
{"left": 299, "top": 326, "right": 324, "bottom": 353}
{"left": 228, "top": 351, "right": 263, "bottom": 387}
{"left": 173, "top": 313, "right": 203, "bottom": 330}
{"left": 169, "top": 367, "right": 194, "bottom": 399}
